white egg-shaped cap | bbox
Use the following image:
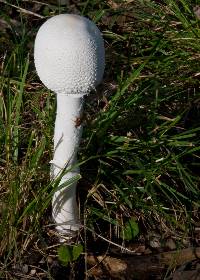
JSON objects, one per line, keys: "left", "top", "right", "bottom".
{"left": 34, "top": 14, "right": 105, "bottom": 96}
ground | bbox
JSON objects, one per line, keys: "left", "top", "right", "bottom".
{"left": 0, "top": 0, "right": 200, "bottom": 279}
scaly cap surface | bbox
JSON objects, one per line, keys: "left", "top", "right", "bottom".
{"left": 34, "top": 14, "right": 105, "bottom": 96}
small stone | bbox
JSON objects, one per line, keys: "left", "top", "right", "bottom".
{"left": 165, "top": 238, "right": 176, "bottom": 250}
{"left": 22, "top": 264, "right": 28, "bottom": 274}
{"left": 30, "top": 269, "right": 36, "bottom": 275}
{"left": 39, "top": 257, "right": 45, "bottom": 264}
{"left": 182, "top": 238, "right": 190, "bottom": 247}
{"left": 47, "top": 256, "right": 53, "bottom": 264}
{"left": 194, "top": 6, "right": 200, "bottom": 19}
{"left": 149, "top": 236, "right": 161, "bottom": 248}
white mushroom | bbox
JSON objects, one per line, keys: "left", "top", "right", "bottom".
{"left": 34, "top": 14, "right": 105, "bottom": 238}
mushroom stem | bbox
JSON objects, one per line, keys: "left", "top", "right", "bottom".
{"left": 51, "top": 94, "right": 84, "bottom": 236}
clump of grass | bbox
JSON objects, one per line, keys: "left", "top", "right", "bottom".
{"left": 83, "top": 0, "right": 200, "bottom": 238}
{"left": 0, "top": 0, "right": 200, "bottom": 278}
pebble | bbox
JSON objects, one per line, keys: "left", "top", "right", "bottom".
{"left": 30, "top": 269, "right": 36, "bottom": 275}
{"left": 149, "top": 236, "right": 161, "bottom": 248}
{"left": 165, "top": 238, "right": 176, "bottom": 250}
{"left": 22, "top": 264, "right": 28, "bottom": 274}
{"left": 47, "top": 256, "right": 53, "bottom": 264}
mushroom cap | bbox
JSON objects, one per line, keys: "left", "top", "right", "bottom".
{"left": 34, "top": 14, "right": 105, "bottom": 96}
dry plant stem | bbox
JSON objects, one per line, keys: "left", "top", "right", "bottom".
{"left": 0, "top": 0, "right": 44, "bottom": 18}
{"left": 51, "top": 95, "right": 83, "bottom": 235}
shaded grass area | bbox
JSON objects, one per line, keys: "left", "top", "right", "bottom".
{"left": 0, "top": 0, "right": 200, "bottom": 279}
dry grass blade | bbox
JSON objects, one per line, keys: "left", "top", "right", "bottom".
{"left": 0, "top": 0, "right": 44, "bottom": 18}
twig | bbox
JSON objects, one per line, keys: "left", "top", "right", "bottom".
{"left": 22, "top": 0, "right": 52, "bottom": 6}
{"left": 0, "top": 0, "right": 44, "bottom": 18}
{"left": 86, "top": 227, "right": 140, "bottom": 255}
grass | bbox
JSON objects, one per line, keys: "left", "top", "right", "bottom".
{"left": 0, "top": 0, "right": 200, "bottom": 279}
